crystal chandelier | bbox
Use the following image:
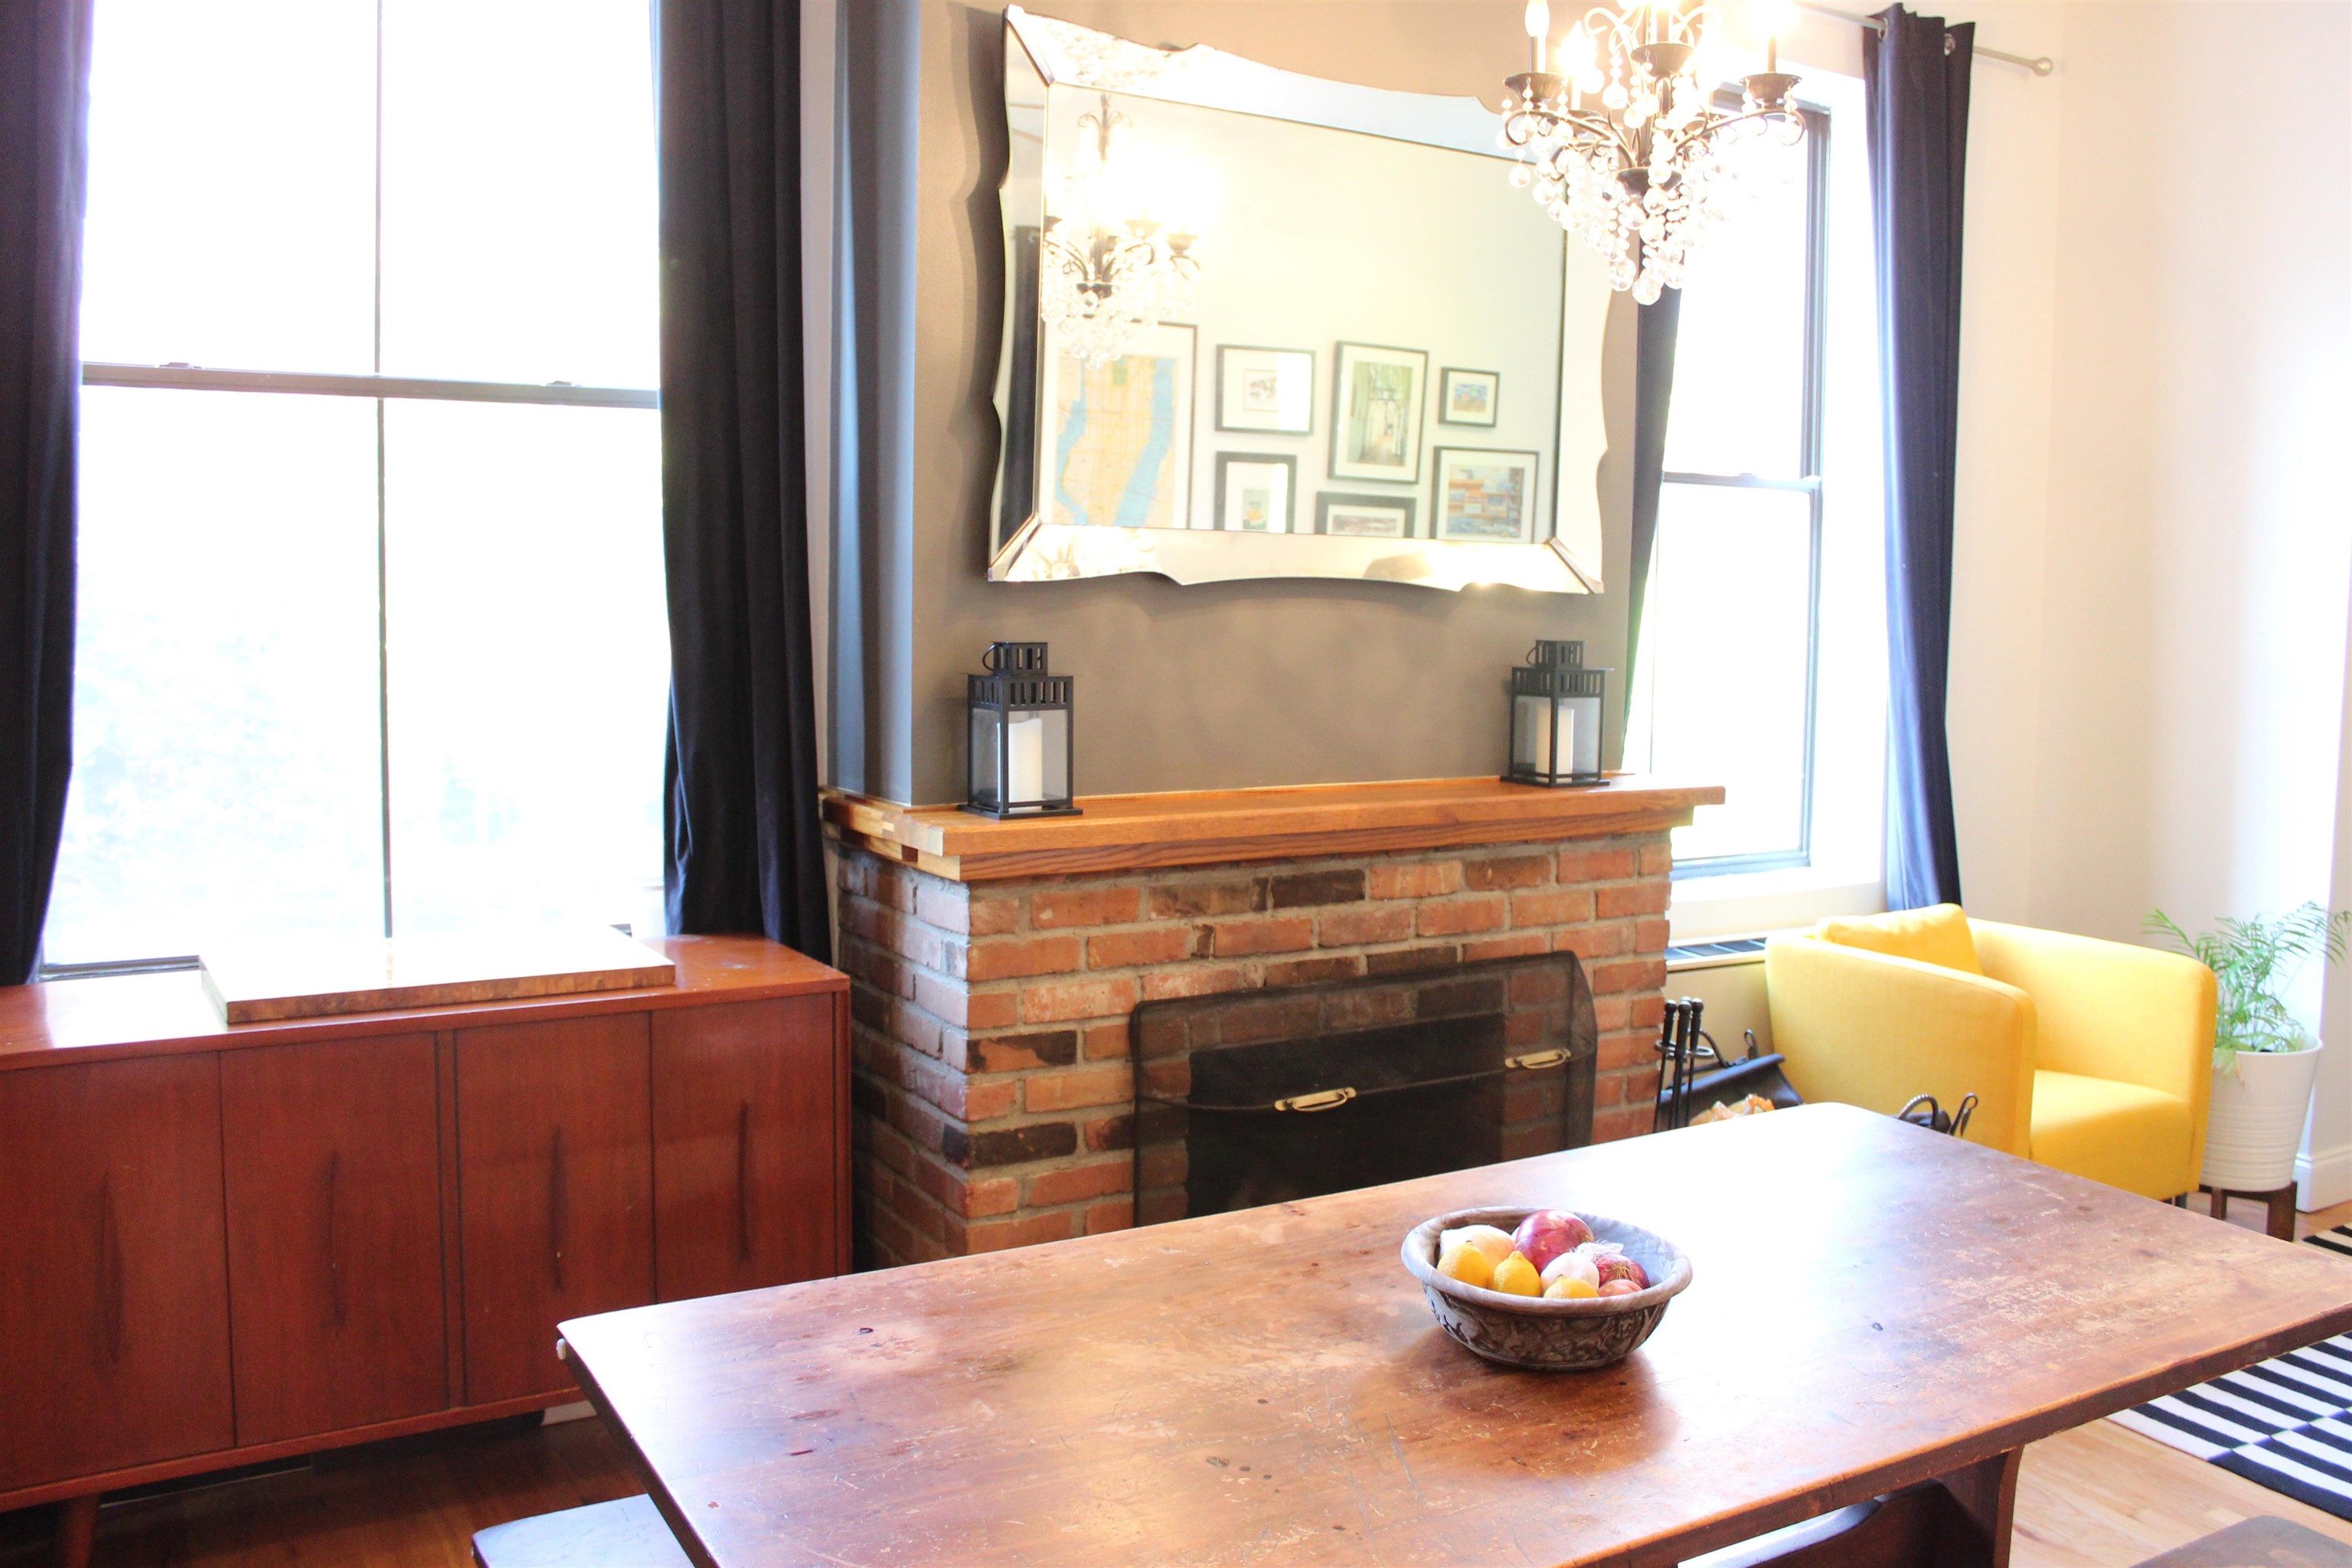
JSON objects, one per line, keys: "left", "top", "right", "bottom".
{"left": 1040, "top": 93, "right": 1200, "bottom": 367}
{"left": 1500, "top": 1, "right": 1803, "bottom": 303}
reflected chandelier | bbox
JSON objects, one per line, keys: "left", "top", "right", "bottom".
{"left": 1040, "top": 93, "right": 1200, "bottom": 367}
{"left": 1501, "top": 0, "right": 1803, "bottom": 302}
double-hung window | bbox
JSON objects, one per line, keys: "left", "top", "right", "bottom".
{"left": 44, "top": 0, "right": 669, "bottom": 972}
{"left": 1627, "top": 84, "right": 1885, "bottom": 892}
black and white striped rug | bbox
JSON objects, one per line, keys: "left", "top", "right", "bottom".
{"left": 2109, "top": 1225, "right": 2352, "bottom": 1518}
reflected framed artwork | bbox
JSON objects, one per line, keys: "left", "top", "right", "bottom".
{"left": 1214, "top": 452, "right": 1297, "bottom": 533}
{"left": 1037, "top": 321, "right": 1197, "bottom": 530}
{"left": 1315, "top": 492, "right": 1416, "bottom": 538}
{"left": 1330, "top": 342, "right": 1427, "bottom": 483}
{"left": 1432, "top": 446, "right": 1538, "bottom": 543}
{"left": 1439, "top": 367, "right": 1500, "bottom": 426}
{"left": 1216, "top": 346, "right": 1314, "bottom": 434}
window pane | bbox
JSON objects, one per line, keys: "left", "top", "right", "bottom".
{"left": 1659, "top": 128, "right": 1811, "bottom": 480}
{"left": 80, "top": 1, "right": 375, "bottom": 373}
{"left": 45, "top": 389, "right": 386, "bottom": 964}
{"left": 1645, "top": 483, "right": 1814, "bottom": 863}
{"left": 383, "top": 403, "right": 667, "bottom": 937}
{"left": 379, "top": 0, "right": 658, "bottom": 387}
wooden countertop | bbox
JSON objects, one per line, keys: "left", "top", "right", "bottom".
{"left": 560, "top": 1104, "right": 2352, "bottom": 1568}
{"left": 823, "top": 775, "right": 1725, "bottom": 881}
{"left": 0, "top": 936, "right": 844, "bottom": 1073}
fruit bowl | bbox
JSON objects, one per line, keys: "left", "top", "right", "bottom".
{"left": 1400, "top": 1206, "right": 1693, "bottom": 1371}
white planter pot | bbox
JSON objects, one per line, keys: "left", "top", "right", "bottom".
{"left": 2202, "top": 1040, "right": 2324, "bottom": 1192}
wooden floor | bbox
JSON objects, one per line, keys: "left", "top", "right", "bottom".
{"left": 3, "top": 1192, "right": 2347, "bottom": 1568}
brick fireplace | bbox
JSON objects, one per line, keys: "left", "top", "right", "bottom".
{"left": 822, "top": 778, "right": 1719, "bottom": 1269}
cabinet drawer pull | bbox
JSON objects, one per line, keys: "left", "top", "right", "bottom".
{"left": 324, "top": 1151, "right": 348, "bottom": 1330}
{"left": 548, "top": 1125, "right": 568, "bottom": 1292}
{"left": 737, "top": 1100, "right": 753, "bottom": 1263}
{"left": 97, "top": 1177, "right": 126, "bottom": 1364}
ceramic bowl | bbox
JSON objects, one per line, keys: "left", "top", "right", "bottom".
{"left": 1400, "top": 1206, "right": 1693, "bottom": 1371}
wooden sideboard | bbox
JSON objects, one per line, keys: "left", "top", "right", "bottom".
{"left": 0, "top": 935, "right": 848, "bottom": 1525}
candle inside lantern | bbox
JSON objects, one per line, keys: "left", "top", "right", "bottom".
{"left": 1008, "top": 711, "right": 1047, "bottom": 803}
{"left": 1514, "top": 695, "right": 1574, "bottom": 776}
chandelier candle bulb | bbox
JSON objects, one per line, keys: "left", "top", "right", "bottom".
{"left": 1527, "top": 0, "right": 1551, "bottom": 70}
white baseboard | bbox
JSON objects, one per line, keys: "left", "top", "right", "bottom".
{"left": 541, "top": 1400, "right": 599, "bottom": 1426}
{"left": 2296, "top": 1142, "right": 2352, "bottom": 1211}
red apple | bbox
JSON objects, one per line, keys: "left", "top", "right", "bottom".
{"left": 1593, "top": 1253, "right": 1650, "bottom": 1290}
{"left": 1510, "top": 1210, "right": 1593, "bottom": 1271}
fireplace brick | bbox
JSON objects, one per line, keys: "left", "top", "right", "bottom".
{"left": 835, "top": 828, "right": 1677, "bottom": 1270}
{"left": 1463, "top": 854, "right": 1552, "bottom": 890}
{"left": 1598, "top": 881, "right": 1673, "bottom": 919}
{"left": 1022, "top": 976, "right": 1140, "bottom": 1023}
{"left": 1085, "top": 926, "right": 1197, "bottom": 969}
{"left": 1315, "top": 903, "right": 1415, "bottom": 946}
{"left": 1367, "top": 861, "right": 1465, "bottom": 899}
{"left": 1033, "top": 887, "right": 1144, "bottom": 928}
{"left": 1269, "top": 869, "right": 1368, "bottom": 907}
{"left": 1197, "top": 915, "right": 1316, "bottom": 956}
{"left": 1142, "top": 965, "right": 1253, "bottom": 1000}
{"left": 972, "top": 1029, "right": 1079, "bottom": 1071}
{"left": 1027, "top": 1159, "right": 1132, "bottom": 1208}
{"left": 1416, "top": 896, "right": 1507, "bottom": 936}
{"left": 965, "top": 933, "right": 1083, "bottom": 980}
{"left": 1024, "top": 1064, "right": 1133, "bottom": 1112}
{"left": 1147, "top": 879, "right": 1268, "bottom": 919}
{"left": 1263, "top": 954, "right": 1365, "bottom": 987}
{"left": 1511, "top": 887, "right": 1596, "bottom": 926}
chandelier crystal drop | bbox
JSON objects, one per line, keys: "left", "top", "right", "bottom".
{"left": 1500, "top": 0, "right": 1804, "bottom": 303}
{"left": 1039, "top": 93, "right": 1201, "bottom": 367}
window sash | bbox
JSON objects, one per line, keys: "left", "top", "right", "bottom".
{"left": 1656, "top": 101, "right": 1831, "bottom": 876}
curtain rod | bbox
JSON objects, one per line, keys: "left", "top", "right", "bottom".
{"left": 1795, "top": 1, "right": 2056, "bottom": 75}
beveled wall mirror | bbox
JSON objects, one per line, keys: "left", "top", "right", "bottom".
{"left": 991, "top": 8, "right": 1614, "bottom": 594}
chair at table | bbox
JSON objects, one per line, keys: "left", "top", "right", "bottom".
{"left": 1762, "top": 906, "right": 2216, "bottom": 1201}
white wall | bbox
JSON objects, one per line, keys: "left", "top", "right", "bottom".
{"left": 1930, "top": 1, "right": 2352, "bottom": 1198}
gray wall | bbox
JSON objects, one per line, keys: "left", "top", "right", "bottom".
{"left": 835, "top": 0, "right": 1635, "bottom": 805}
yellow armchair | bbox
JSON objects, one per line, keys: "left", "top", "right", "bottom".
{"left": 1763, "top": 917, "right": 2216, "bottom": 1199}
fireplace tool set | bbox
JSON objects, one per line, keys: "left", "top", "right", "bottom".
{"left": 1651, "top": 998, "right": 1802, "bottom": 1132}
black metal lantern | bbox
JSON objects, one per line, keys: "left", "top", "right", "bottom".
{"left": 1504, "top": 639, "right": 1609, "bottom": 787}
{"left": 965, "top": 642, "right": 1080, "bottom": 818}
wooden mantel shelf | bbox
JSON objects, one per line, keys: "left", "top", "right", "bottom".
{"left": 822, "top": 776, "right": 1723, "bottom": 882}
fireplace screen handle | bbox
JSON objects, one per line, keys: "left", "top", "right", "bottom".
{"left": 1148, "top": 1050, "right": 1575, "bottom": 1116}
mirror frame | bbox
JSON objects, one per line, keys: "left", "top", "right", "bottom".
{"left": 989, "top": 6, "right": 1612, "bottom": 595}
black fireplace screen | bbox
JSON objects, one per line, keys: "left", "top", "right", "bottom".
{"left": 1132, "top": 952, "right": 1597, "bottom": 1224}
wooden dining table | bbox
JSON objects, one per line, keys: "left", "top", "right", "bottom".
{"left": 557, "top": 1103, "right": 2352, "bottom": 1567}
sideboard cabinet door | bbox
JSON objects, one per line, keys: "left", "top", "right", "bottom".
{"left": 220, "top": 1034, "right": 447, "bottom": 1445}
{"left": 653, "top": 996, "right": 841, "bottom": 1302}
{"left": 0, "top": 1056, "right": 234, "bottom": 1491}
{"left": 457, "top": 1014, "right": 652, "bottom": 1405}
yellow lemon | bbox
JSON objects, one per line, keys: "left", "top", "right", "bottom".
{"left": 1491, "top": 1251, "right": 1542, "bottom": 1297}
{"left": 1544, "top": 1275, "right": 1599, "bottom": 1300}
{"left": 1439, "top": 1224, "right": 1517, "bottom": 1266}
{"left": 1438, "top": 1244, "right": 1494, "bottom": 1289}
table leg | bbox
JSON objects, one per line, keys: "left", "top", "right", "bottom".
{"left": 51, "top": 1495, "right": 98, "bottom": 1568}
{"left": 1689, "top": 1448, "right": 2018, "bottom": 1568}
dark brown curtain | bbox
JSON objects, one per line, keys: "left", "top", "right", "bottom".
{"left": 0, "top": 0, "right": 93, "bottom": 984}
{"left": 657, "top": 0, "right": 831, "bottom": 962}
{"left": 1866, "top": 7, "right": 1972, "bottom": 910}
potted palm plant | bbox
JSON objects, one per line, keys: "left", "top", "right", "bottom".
{"left": 2148, "top": 903, "right": 2350, "bottom": 1191}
